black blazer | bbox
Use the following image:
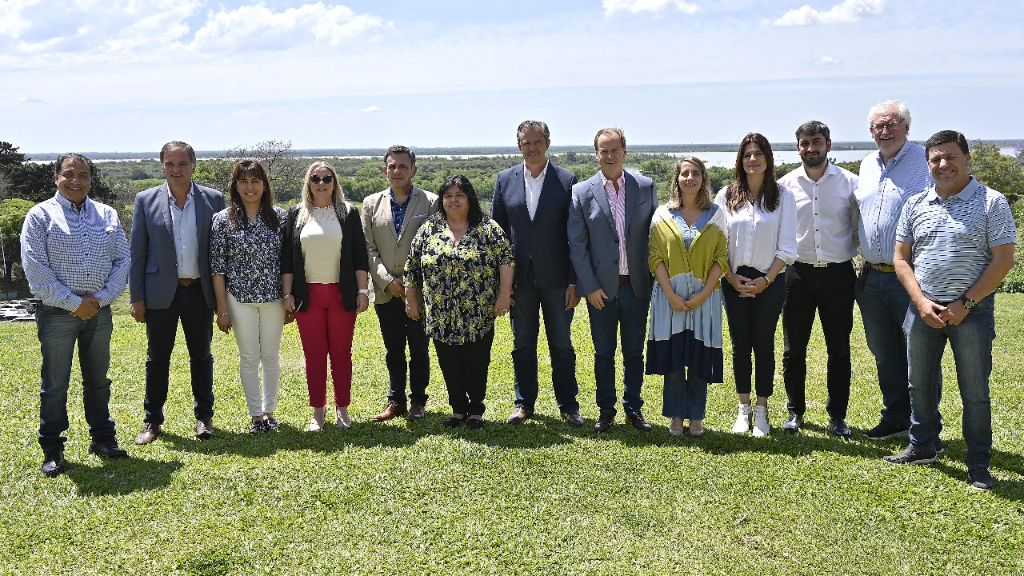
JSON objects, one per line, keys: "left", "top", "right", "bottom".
{"left": 281, "top": 203, "right": 369, "bottom": 313}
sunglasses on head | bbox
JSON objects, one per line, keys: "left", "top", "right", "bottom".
{"left": 310, "top": 174, "right": 334, "bottom": 184}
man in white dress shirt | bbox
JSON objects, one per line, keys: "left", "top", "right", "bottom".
{"left": 778, "top": 121, "right": 859, "bottom": 438}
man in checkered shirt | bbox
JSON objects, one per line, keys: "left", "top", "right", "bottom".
{"left": 20, "top": 153, "right": 131, "bottom": 477}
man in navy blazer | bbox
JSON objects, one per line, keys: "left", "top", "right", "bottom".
{"left": 568, "top": 128, "right": 657, "bottom": 433}
{"left": 491, "top": 121, "right": 583, "bottom": 428}
{"left": 129, "top": 141, "right": 225, "bottom": 444}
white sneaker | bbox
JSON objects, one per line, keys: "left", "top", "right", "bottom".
{"left": 336, "top": 406, "right": 351, "bottom": 429}
{"left": 732, "top": 403, "right": 752, "bottom": 434}
{"left": 752, "top": 405, "right": 770, "bottom": 437}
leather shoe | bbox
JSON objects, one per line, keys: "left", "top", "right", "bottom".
{"left": 194, "top": 419, "right": 214, "bottom": 440}
{"left": 594, "top": 413, "right": 614, "bottom": 433}
{"left": 830, "top": 418, "right": 852, "bottom": 438}
{"left": 41, "top": 451, "right": 64, "bottom": 477}
{"left": 562, "top": 410, "right": 584, "bottom": 428}
{"left": 135, "top": 422, "right": 161, "bottom": 445}
{"left": 627, "top": 412, "right": 653, "bottom": 432}
{"left": 372, "top": 401, "right": 407, "bottom": 422}
{"left": 507, "top": 406, "right": 533, "bottom": 425}
{"left": 89, "top": 438, "right": 128, "bottom": 458}
{"left": 407, "top": 403, "right": 426, "bottom": 421}
{"left": 782, "top": 412, "right": 803, "bottom": 433}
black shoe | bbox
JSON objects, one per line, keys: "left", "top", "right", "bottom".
{"left": 627, "top": 412, "right": 652, "bottom": 432}
{"left": 562, "top": 410, "right": 584, "bottom": 428}
{"left": 829, "top": 418, "right": 852, "bottom": 438}
{"left": 883, "top": 445, "right": 937, "bottom": 465}
{"left": 442, "top": 414, "right": 467, "bottom": 428}
{"left": 507, "top": 407, "right": 532, "bottom": 425}
{"left": 250, "top": 419, "right": 268, "bottom": 435}
{"left": 41, "top": 451, "right": 64, "bottom": 477}
{"left": 195, "top": 419, "right": 214, "bottom": 440}
{"left": 594, "top": 413, "right": 614, "bottom": 433}
{"left": 467, "top": 417, "right": 485, "bottom": 430}
{"left": 934, "top": 437, "right": 945, "bottom": 454}
{"left": 88, "top": 438, "right": 128, "bottom": 458}
{"left": 968, "top": 467, "right": 995, "bottom": 491}
{"left": 863, "top": 419, "right": 909, "bottom": 440}
{"left": 782, "top": 412, "right": 803, "bottom": 434}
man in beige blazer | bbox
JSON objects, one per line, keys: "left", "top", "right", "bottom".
{"left": 361, "top": 145, "right": 440, "bottom": 421}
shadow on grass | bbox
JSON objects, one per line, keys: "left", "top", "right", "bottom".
{"left": 67, "top": 456, "right": 182, "bottom": 496}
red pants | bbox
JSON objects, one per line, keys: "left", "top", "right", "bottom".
{"left": 294, "top": 283, "right": 356, "bottom": 408}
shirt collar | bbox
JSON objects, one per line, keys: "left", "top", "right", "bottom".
{"left": 389, "top": 187, "right": 413, "bottom": 206}
{"left": 600, "top": 171, "right": 625, "bottom": 192}
{"left": 523, "top": 160, "right": 549, "bottom": 180}
{"left": 166, "top": 182, "right": 195, "bottom": 203}
{"left": 927, "top": 176, "right": 981, "bottom": 203}
{"left": 54, "top": 191, "right": 90, "bottom": 212}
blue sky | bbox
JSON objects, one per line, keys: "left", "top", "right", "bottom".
{"left": 2, "top": 0, "right": 1021, "bottom": 153}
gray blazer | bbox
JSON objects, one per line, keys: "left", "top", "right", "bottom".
{"left": 129, "top": 182, "right": 225, "bottom": 310}
{"left": 567, "top": 171, "right": 657, "bottom": 301}
{"left": 360, "top": 186, "right": 439, "bottom": 304}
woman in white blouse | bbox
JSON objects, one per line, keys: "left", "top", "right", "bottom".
{"left": 713, "top": 133, "right": 797, "bottom": 437}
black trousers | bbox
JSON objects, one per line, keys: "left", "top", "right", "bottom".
{"left": 433, "top": 329, "right": 494, "bottom": 416}
{"left": 722, "top": 266, "right": 786, "bottom": 398}
{"left": 376, "top": 298, "right": 430, "bottom": 406}
{"left": 782, "top": 261, "right": 856, "bottom": 419}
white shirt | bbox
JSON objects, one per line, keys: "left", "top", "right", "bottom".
{"left": 168, "top": 186, "right": 200, "bottom": 279}
{"left": 778, "top": 162, "right": 859, "bottom": 265}
{"left": 523, "top": 160, "right": 548, "bottom": 221}
{"left": 713, "top": 185, "right": 798, "bottom": 274}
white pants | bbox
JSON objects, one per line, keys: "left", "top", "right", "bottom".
{"left": 228, "top": 293, "right": 285, "bottom": 417}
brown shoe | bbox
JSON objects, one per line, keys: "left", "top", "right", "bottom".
{"left": 562, "top": 411, "right": 584, "bottom": 428}
{"left": 194, "top": 418, "right": 214, "bottom": 440}
{"left": 407, "top": 403, "right": 426, "bottom": 421}
{"left": 371, "top": 401, "right": 408, "bottom": 422}
{"left": 507, "top": 407, "right": 533, "bottom": 425}
{"left": 135, "top": 423, "right": 161, "bottom": 445}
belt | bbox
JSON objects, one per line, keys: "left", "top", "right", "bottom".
{"left": 869, "top": 263, "right": 896, "bottom": 273}
{"left": 178, "top": 277, "right": 201, "bottom": 286}
{"left": 619, "top": 275, "right": 630, "bottom": 285}
{"left": 796, "top": 260, "right": 852, "bottom": 269}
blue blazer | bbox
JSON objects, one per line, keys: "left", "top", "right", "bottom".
{"left": 567, "top": 171, "right": 657, "bottom": 300}
{"left": 491, "top": 161, "right": 579, "bottom": 291}
{"left": 129, "top": 182, "right": 225, "bottom": 310}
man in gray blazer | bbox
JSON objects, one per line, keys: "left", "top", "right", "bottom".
{"left": 130, "top": 141, "right": 225, "bottom": 444}
{"left": 568, "top": 128, "right": 657, "bottom": 433}
{"left": 491, "top": 120, "right": 583, "bottom": 428}
{"left": 362, "top": 145, "right": 439, "bottom": 422}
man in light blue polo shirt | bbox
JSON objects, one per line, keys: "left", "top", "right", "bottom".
{"left": 884, "top": 130, "right": 1016, "bottom": 491}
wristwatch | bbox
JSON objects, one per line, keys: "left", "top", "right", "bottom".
{"left": 960, "top": 295, "right": 977, "bottom": 310}
{"left": 358, "top": 289, "right": 369, "bottom": 295}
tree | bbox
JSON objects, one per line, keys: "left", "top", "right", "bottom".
{"left": 0, "top": 141, "right": 26, "bottom": 167}
{"left": 0, "top": 198, "right": 34, "bottom": 285}
{"left": 970, "top": 140, "right": 1024, "bottom": 203}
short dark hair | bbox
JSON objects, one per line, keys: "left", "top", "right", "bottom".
{"left": 384, "top": 144, "right": 416, "bottom": 166}
{"left": 517, "top": 120, "right": 550, "bottom": 144}
{"left": 160, "top": 141, "right": 197, "bottom": 167}
{"left": 795, "top": 120, "right": 830, "bottom": 142}
{"left": 437, "top": 174, "right": 484, "bottom": 226}
{"left": 53, "top": 153, "right": 94, "bottom": 178}
{"left": 593, "top": 128, "right": 626, "bottom": 151}
{"left": 924, "top": 130, "right": 970, "bottom": 155}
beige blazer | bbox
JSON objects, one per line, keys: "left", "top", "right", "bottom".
{"left": 360, "top": 186, "right": 440, "bottom": 304}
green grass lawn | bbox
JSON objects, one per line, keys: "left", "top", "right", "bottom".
{"left": 2, "top": 295, "right": 1023, "bottom": 574}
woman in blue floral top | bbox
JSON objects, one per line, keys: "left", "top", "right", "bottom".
{"left": 210, "top": 160, "right": 289, "bottom": 434}
{"left": 404, "top": 175, "right": 514, "bottom": 429}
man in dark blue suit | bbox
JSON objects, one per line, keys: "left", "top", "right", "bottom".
{"left": 568, "top": 128, "right": 657, "bottom": 433}
{"left": 492, "top": 121, "right": 583, "bottom": 428}
{"left": 129, "top": 141, "right": 225, "bottom": 444}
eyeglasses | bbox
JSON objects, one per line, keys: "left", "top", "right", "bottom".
{"left": 310, "top": 174, "right": 334, "bottom": 184}
{"left": 870, "top": 119, "right": 904, "bottom": 133}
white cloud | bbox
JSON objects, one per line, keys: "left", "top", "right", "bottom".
{"left": 0, "top": 0, "right": 40, "bottom": 38}
{"left": 769, "top": 0, "right": 885, "bottom": 26}
{"left": 19, "top": 97, "right": 43, "bottom": 103}
{"left": 362, "top": 105, "right": 380, "bottom": 113}
{"left": 190, "top": 2, "right": 384, "bottom": 51}
{"left": 603, "top": 0, "right": 698, "bottom": 16}
{"left": 817, "top": 56, "right": 841, "bottom": 64}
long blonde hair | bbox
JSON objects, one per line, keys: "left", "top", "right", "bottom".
{"left": 296, "top": 161, "right": 348, "bottom": 227}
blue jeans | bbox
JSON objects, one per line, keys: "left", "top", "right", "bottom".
{"left": 662, "top": 369, "right": 707, "bottom": 420}
{"left": 36, "top": 305, "right": 116, "bottom": 451}
{"left": 376, "top": 298, "right": 430, "bottom": 406}
{"left": 143, "top": 283, "right": 215, "bottom": 425}
{"left": 510, "top": 266, "right": 579, "bottom": 412}
{"left": 906, "top": 297, "right": 994, "bottom": 469}
{"left": 588, "top": 284, "right": 650, "bottom": 416}
{"left": 855, "top": 268, "right": 942, "bottom": 428}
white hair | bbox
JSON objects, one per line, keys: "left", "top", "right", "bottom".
{"left": 867, "top": 99, "right": 912, "bottom": 128}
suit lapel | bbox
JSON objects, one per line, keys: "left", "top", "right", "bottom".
{"left": 592, "top": 175, "right": 615, "bottom": 230}
{"left": 159, "top": 183, "right": 175, "bottom": 246}
{"left": 624, "top": 173, "right": 639, "bottom": 235}
{"left": 510, "top": 165, "right": 532, "bottom": 221}
{"left": 395, "top": 190, "right": 418, "bottom": 244}
{"left": 534, "top": 166, "right": 558, "bottom": 217}
{"left": 192, "top": 183, "right": 209, "bottom": 246}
